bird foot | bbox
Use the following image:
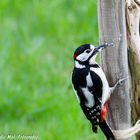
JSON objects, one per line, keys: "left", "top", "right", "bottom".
{"left": 110, "top": 76, "right": 128, "bottom": 93}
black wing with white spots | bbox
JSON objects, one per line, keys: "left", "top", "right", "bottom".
{"left": 72, "top": 66, "right": 103, "bottom": 133}
{"left": 80, "top": 98, "right": 102, "bottom": 133}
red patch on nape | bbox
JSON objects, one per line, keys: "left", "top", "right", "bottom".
{"left": 73, "top": 53, "right": 77, "bottom": 59}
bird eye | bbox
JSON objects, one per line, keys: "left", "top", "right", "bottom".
{"left": 85, "top": 49, "right": 91, "bottom": 53}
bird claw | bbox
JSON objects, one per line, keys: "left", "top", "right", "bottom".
{"left": 117, "top": 76, "right": 128, "bottom": 86}
{"left": 110, "top": 76, "right": 128, "bottom": 92}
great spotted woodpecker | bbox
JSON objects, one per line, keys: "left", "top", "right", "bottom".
{"left": 72, "top": 44, "right": 126, "bottom": 140}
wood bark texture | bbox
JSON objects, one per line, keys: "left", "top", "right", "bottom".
{"left": 126, "top": 0, "right": 140, "bottom": 139}
{"left": 98, "top": 0, "right": 131, "bottom": 139}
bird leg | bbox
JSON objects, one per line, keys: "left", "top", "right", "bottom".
{"left": 110, "top": 76, "right": 128, "bottom": 94}
{"left": 101, "top": 76, "right": 128, "bottom": 107}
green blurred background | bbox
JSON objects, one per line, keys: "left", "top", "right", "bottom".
{"left": 0, "top": 0, "right": 104, "bottom": 139}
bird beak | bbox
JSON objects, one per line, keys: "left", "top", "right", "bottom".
{"left": 93, "top": 42, "right": 114, "bottom": 55}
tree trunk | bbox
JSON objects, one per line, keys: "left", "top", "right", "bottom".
{"left": 98, "top": 0, "right": 131, "bottom": 139}
{"left": 126, "top": 0, "right": 140, "bottom": 139}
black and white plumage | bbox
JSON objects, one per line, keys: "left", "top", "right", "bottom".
{"left": 72, "top": 44, "right": 115, "bottom": 140}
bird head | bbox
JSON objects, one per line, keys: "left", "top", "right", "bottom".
{"left": 73, "top": 43, "right": 112, "bottom": 65}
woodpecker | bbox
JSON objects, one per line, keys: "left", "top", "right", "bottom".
{"left": 72, "top": 43, "right": 126, "bottom": 140}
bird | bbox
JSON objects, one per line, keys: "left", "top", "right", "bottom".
{"left": 71, "top": 43, "right": 126, "bottom": 140}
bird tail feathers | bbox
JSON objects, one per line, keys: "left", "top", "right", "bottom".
{"left": 99, "top": 120, "right": 115, "bottom": 140}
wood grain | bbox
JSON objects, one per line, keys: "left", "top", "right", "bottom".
{"left": 126, "top": 0, "right": 140, "bottom": 139}
{"left": 98, "top": 1, "right": 131, "bottom": 139}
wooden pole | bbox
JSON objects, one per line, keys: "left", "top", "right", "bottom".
{"left": 98, "top": 0, "right": 131, "bottom": 136}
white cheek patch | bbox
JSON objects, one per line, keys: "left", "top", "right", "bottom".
{"left": 76, "top": 51, "right": 93, "bottom": 62}
{"left": 76, "top": 52, "right": 89, "bottom": 61}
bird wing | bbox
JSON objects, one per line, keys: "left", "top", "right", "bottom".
{"left": 72, "top": 67, "right": 108, "bottom": 133}
{"left": 79, "top": 69, "right": 103, "bottom": 132}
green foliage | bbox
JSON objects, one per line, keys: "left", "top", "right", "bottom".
{"left": 0, "top": 0, "right": 103, "bottom": 139}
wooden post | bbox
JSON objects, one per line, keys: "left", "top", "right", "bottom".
{"left": 126, "top": 0, "right": 140, "bottom": 139}
{"left": 98, "top": 0, "right": 131, "bottom": 135}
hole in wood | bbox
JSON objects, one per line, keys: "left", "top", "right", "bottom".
{"left": 138, "top": 97, "right": 140, "bottom": 103}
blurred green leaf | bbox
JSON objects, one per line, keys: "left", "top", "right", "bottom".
{"left": 0, "top": 0, "right": 104, "bottom": 139}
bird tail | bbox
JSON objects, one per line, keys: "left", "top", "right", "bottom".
{"left": 99, "top": 120, "right": 115, "bottom": 140}
{"left": 98, "top": 120, "right": 140, "bottom": 140}
{"left": 91, "top": 124, "right": 98, "bottom": 133}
